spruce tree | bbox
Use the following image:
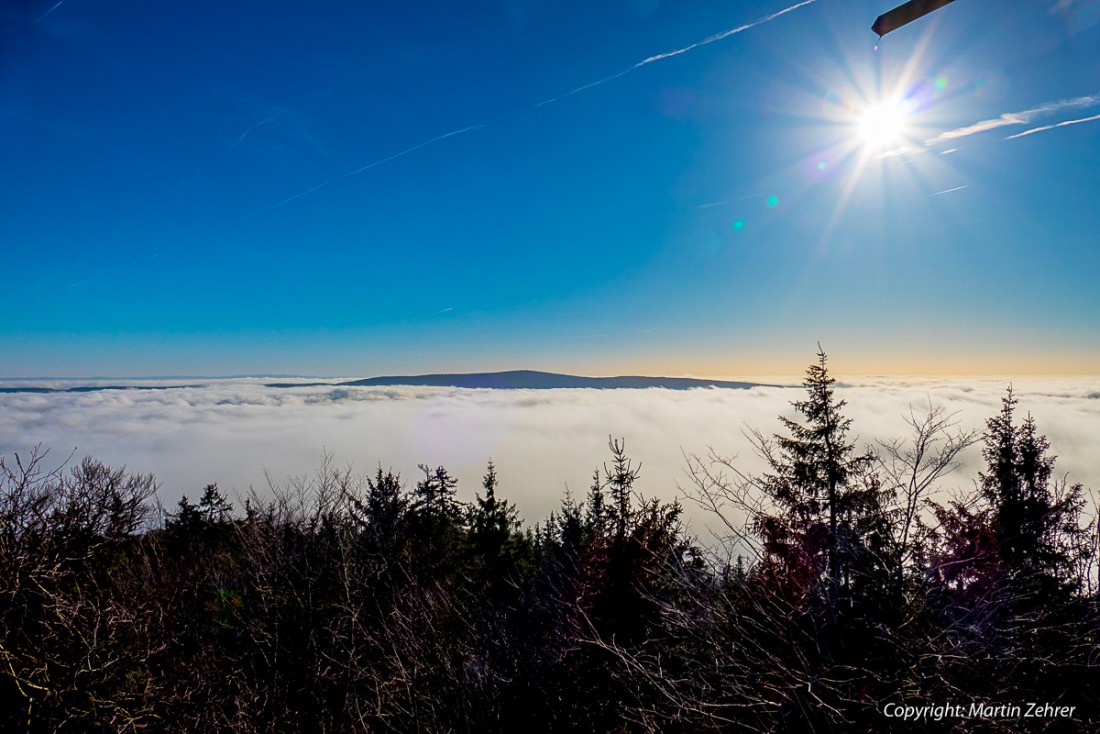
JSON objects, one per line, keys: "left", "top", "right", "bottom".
{"left": 469, "top": 460, "right": 519, "bottom": 560}
{"left": 757, "top": 348, "right": 881, "bottom": 611}
{"left": 978, "top": 389, "right": 1088, "bottom": 595}
{"left": 411, "top": 464, "right": 460, "bottom": 523}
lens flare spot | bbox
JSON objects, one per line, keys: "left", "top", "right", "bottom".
{"left": 934, "top": 75, "right": 948, "bottom": 90}
{"left": 766, "top": 195, "right": 779, "bottom": 207}
{"left": 733, "top": 219, "right": 745, "bottom": 230}
{"left": 817, "top": 161, "right": 827, "bottom": 170}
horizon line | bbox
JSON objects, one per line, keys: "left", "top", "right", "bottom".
{"left": 2, "top": 367, "right": 1098, "bottom": 382}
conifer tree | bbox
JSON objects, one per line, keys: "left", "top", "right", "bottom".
{"left": 197, "top": 483, "right": 233, "bottom": 524}
{"left": 757, "top": 348, "right": 881, "bottom": 610}
{"left": 352, "top": 467, "right": 406, "bottom": 556}
{"left": 978, "top": 389, "right": 1088, "bottom": 595}
{"left": 604, "top": 437, "right": 639, "bottom": 542}
{"left": 166, "top": 483, "right": 232, "bottom": 545}
{"left": 584, "top": 469, "right": 607, "bottom": 536}
{"left": 411, "top": 464, "right": 460, "bottom": 523}
{"left": 469, "top": 460, "right": 519, "bottom": 560}
{"left": 408, "top": 464, "right": 463, "bottom": 568}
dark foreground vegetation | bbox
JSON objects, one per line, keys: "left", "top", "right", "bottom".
{"left": 2, "top": 352, "right": 1097, "bottom": 732}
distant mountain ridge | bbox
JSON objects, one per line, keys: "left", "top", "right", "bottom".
{"left": 342, "top": 370, "right": 764, "bottom": 390}
{"left": 0, "top": 371, "right": 769, "bottom": 394}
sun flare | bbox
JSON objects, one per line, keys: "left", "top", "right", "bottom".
{"left": 857, "top": 99, "right": 909, "bottom": 150}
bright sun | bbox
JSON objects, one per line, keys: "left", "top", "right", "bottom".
{"left": 857, "top": 99, "right": 909, "bottom": 150}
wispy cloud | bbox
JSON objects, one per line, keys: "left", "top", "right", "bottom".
{"left": 244, "top": 0, "right": 816, "bottom": 219}
{"left": 1050, "top": 0, "right": 1100, "bottom": 35}
{"left": 1005, "top": 111, "right": 1100, "bottom": 139}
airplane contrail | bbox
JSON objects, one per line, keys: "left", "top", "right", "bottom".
{"left": 928, "top": 185, "right": 967, "bottom": 197}
{"left": 227, "top": 111, "right": 284, "bottom": 149}
{"left": 36, "top": 1, "right": 63, "bottom": 22}
{"left": 880, "top": 93, "right": 1100, "bottom": 158}
{"left": 242, "top": 0, "right": 816, "bottom": 220}
{"left": 68, "top": 274, "right": 105, "bottom": 289}
{"left": 925, "top": 94, "right": 1100, "bottom": 147}
{"left": 530, "top": 0, "right": 816, "bottom": 109}
{"left": 237, "top": 125, "right": 485, "bottom": 220}
{"left": 345, "top": 125, "right": 485, "bottom": 177}
{"left": 1005, "top": 112, "right": 1100, "bottom": 140}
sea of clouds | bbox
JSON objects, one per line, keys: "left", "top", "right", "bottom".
{"left": 1, "top": 377, "right": 1096, "bottom": 539}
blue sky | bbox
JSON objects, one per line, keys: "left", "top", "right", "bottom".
{"left": 3, "top": 0, "right": 1099, "bottom": 377}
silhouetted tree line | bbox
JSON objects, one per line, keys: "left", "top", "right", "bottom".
{"left": 1, "top": 351, "right": 1097, "bottom": 732}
